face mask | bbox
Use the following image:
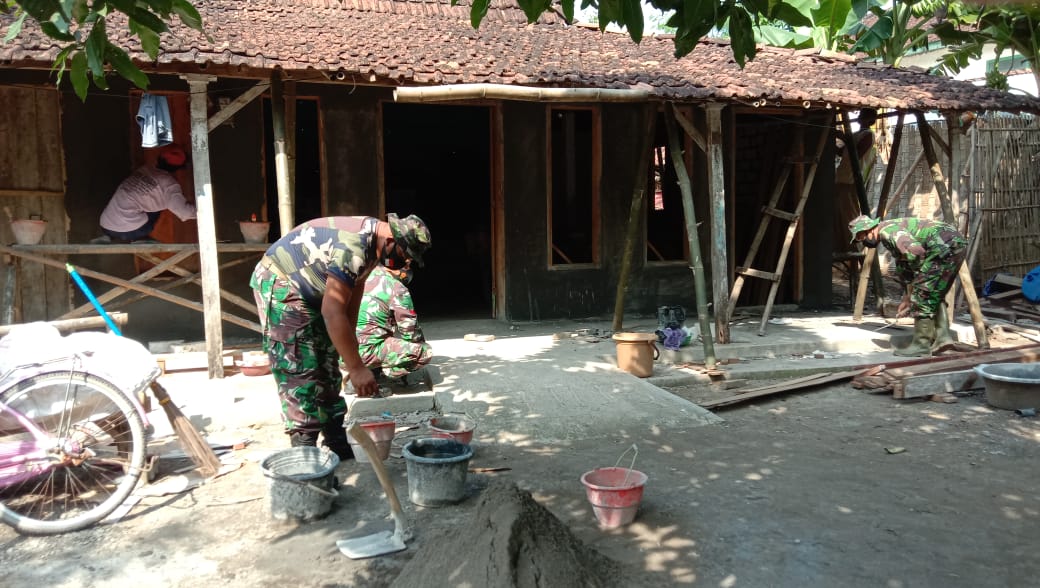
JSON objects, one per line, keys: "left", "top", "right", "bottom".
{"left": 379, "top": 241, "right": 409, "bottom": 270}
{"left": 860, "top": 238, "right": 878, "bottom": 248}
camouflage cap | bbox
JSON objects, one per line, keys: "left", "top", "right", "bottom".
{"left": 848, "top": 214, "right": 880, "bottom": 243}
{"left": 387, "top": 213, "right": 432, "bottom": 267}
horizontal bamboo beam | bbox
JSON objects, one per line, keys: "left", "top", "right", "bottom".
{"left": 0, "top": 312, "right": 129, "bottom": 337}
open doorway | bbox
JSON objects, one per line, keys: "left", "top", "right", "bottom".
{"left": 382, "top": 103, "right": 493, "bottom": 318}
{"left": 263, "top": 97, "right": 322, "bottom": 236}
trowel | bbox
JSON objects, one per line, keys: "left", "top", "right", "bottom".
{"left": 337, "top": 423, "right": 408, "bottom": 559}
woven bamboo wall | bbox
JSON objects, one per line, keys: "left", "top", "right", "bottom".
{"left": 867, "top": 114, "right": 1039, "bottom": 285}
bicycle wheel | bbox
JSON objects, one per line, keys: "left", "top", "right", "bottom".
{"left": 0, "top": 370, "right": 146, "bottom": 534}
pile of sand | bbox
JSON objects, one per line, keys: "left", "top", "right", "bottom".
{"left": 391, "top": 480, "right": 655, "bottom": 587}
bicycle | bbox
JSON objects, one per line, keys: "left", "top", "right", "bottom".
{"left": 0, "top": 352, "right": 154, "bottom": 535}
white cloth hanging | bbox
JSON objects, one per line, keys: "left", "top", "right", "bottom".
{"left": 136, "top": 93, "right": 174, "bottom": 148}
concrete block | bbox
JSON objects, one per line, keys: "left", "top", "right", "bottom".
{"left": 347, "top": 391, "right": 435, "bottom": 418}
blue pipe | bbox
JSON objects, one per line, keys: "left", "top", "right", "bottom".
{"left": 65, "top": 263, "right": 123, "bottom": 337}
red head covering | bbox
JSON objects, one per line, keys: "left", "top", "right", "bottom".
{"left": 158, "top": 144, "right": 187, "bottom": 167}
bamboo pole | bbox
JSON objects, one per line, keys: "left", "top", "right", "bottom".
{"left": 854, "top": 113, "right": 905, "bottom": 321}
{"left": 271, "top": 70, "right": 294, "bottom": 236}
{"left": 915, "top": 113, "right": 988, "bottom": 349}
{"left": 0, "top": 313, "right": 129, "bottom": 337}
{"left": 666, "top": 105, "right": 716, "bottom": 369}
{"left": 611, "top": 104, "right": 657, "bottom": 333}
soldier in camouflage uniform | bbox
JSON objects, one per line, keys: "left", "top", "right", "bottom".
{"left": 250, "top": 214, "right": 431, "bottom": 458}
{"left": 356, "top": 265, "right": 433, "bottom": 388}
{"left": 849, "top": 215, "right": 967, "bottom": 357}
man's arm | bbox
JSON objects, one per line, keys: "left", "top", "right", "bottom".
{"left": 323, "top": 274, "right": 377, "bottom": 397}
{"left": 390, "top": 281, "right": 424, "bottom": 343}
{"left": 160, "top": 174, "right": 197, "bottom": 221}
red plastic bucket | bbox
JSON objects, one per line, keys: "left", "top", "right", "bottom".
{"left": 428, "top": 415, "right": 476, "bottom": 445}
{"left": 580, "top": 467, "right": 648, "bottom": 528}
{"left": 346, "top": 419, "right": 396, "bottom": 463}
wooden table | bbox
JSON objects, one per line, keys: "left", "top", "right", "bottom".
{"left": 0, "top": 243, "right": 268, "bottom": 333}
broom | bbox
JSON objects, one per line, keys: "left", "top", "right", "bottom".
{"left": 66, "top": 263, "right": 221, "bottom": 478}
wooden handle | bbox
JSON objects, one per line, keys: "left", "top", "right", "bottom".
{"left": 347, "top": 423, "right": 404, "bottom": 518}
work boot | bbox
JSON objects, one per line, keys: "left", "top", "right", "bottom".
{"left": 893, "top": 318, "right": 936, "bottom": 357}
{"left": 931, "top": 307, "right": 957, "bottom": 354}
{"left": 401, "top": 367, "right": 434, "bottom": 390}
{"left": 321, "top": 414, "right": 354, "bottom": 461}
{"left": 289, "top": 429, "right": 319, "bottom": 448}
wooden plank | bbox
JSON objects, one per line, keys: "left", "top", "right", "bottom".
{"left": 699, "top": 369, "right": 866, "bottom": 409}
{"left": 207, "top": 81, "right": 270, "bottom": 132}
{"left": 885, "top": 346, "right": 1040, "bottom": 379}
{"left": 896, "top": 369, "right": 983, "bottom": 400}
{"left": 705, "top": 104, "right": 731, "bottom": 344}
{"left": 184, "top": 75, "right": 226, "bottom": 378}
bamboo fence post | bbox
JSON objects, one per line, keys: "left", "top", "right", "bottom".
{"left": 666, "top": 105, "right": 716, "bottom": 369}
{"left": 915, "top": 113, "right": 989, "bottom": 349}
{"left": 854, "top": 113, "right": 905, "bottom": 321}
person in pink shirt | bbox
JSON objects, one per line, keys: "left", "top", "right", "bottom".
{"left": 93, "top": 144, "right": 196, "bottom": 243}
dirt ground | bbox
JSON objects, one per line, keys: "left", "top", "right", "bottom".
{"left": 2, "top": 373, "right": 1038, "bottom": 588}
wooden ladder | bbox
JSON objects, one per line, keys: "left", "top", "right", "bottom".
{"left": 726, "top": 121, "right": 832, "bottom": 335}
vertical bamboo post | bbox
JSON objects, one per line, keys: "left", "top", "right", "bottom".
{"left": 854, "top": 113, "right": 904, "bottom": 321}
{"left": 182, "top": 74, "right": 225, "bottom": 378}
{"left": 612, "top": 104, "right": 657, "bottom": 333}
{"left": 666, "top": 105, "right": 716, "bottom": 369}
{"left": 915, "top": 113, "right": 989, "bottom": 349}
{"left": 271, "top": 70, "right": 294, "bottom": 236}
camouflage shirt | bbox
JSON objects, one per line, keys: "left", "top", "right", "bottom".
{"left": 253, "top": 216, "right": 379, "bottom": 308}
{"left": 877, "top": 217, "right": 965, "bottom": 279}
{"left": 357, "top": 265, "right": 424, "bottom": 345}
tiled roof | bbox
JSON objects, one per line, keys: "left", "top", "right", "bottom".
{"left": 3, "top": 0, "right": 1038, "bottom": 113}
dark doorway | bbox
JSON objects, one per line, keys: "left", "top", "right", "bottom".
{"left": 383, "top": 104, "right": 492, "bottom": 318}
{"left": 263, "top": 98, "right": 322, "bottom": 236}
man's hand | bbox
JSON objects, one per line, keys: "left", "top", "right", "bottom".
{"left": 897, "top": 295, "right": 911, "bottom": 318}
{"left": 347, "top": 365, "right": 378, "bottom": 398}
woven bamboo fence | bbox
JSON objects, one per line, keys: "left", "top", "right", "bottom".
{"left": 866, "top": 113, "right": 1040, "bottom": 286}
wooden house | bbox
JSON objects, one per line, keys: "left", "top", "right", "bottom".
{"left": 2, "top": 0, "right": 1039, "bottom": 375}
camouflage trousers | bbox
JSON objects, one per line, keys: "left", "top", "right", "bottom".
{"left": 252, "top": 266, "right": 345, "bottom": 434}
{"left": 359, "top": 337, "right": 432, "bottom": 379}
{"left": 908, "top": 238, "right": 967, "bottom": 318}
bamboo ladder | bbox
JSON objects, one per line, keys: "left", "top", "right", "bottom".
{"left": 726, "top": 119, "right": 832, "bottom": 335}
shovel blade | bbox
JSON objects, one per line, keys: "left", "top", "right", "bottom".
{"left": 337, "top": 530, "right": 407, "bottom": 559}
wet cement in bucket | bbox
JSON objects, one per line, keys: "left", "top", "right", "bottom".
{"left": 391, "top": 480, "right": 658, "bottom": 587}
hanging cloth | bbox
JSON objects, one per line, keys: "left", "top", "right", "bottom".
{"left": 136, "top": 94, "right": 174, "bottom": 148}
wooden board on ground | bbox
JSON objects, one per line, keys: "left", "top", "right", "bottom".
{"left": 699, "top": 369, "right": 865, "bottom": 409}
{"left": 897, "top": 369, "right": 984, "bottom": 399}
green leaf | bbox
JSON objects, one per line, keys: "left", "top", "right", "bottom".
{"left": 85, "top": 18, "right": 107, "bottom": 79}
{"left": 621, "top": 0, "right": 644, "bottom": 42}
{"left": 470, "top": 0, "right": 490, "bottom": 28}
{"left": 3, "top": 13, "right": 26, "bottom": 43}
{"left": 70, "top": 50, "right": 89, "bottom": 101}
{"left": 756, "top": 25, "right": 811, "bottom": 48}
{"left": 515, "top": 0, "right": 551, "bottom": 23}
{"left": 129, "top": 9, "right": 169, "bottom": 35}
{"left": 106, "top": 43, "right": 149, "bottom": 89}
{"left": 131, "top": 20, "right": 161, "bottom": 58}
{"left": 560, "top": 0, "right": 575, "bottom": 23}
{"left": 728, "top": 8, "right": 756, "bottom": 67}
{"left": 70, "top": 0, "right": 88, "bottom": 22}
{"left": 40, "top": 21, "right": 75, "bottom": 41}
{"left": 173, "top": 0, "right": 208, "bottom": 37}
{"left": 17, "top": 0, "right": 63, "bottom": 22}
{"left": 771, "top": 1, "right": 813, "bottom": 28}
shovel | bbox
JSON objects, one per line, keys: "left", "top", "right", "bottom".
{"left": 336, "top": 422, "right": 408, "bottom": 559}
